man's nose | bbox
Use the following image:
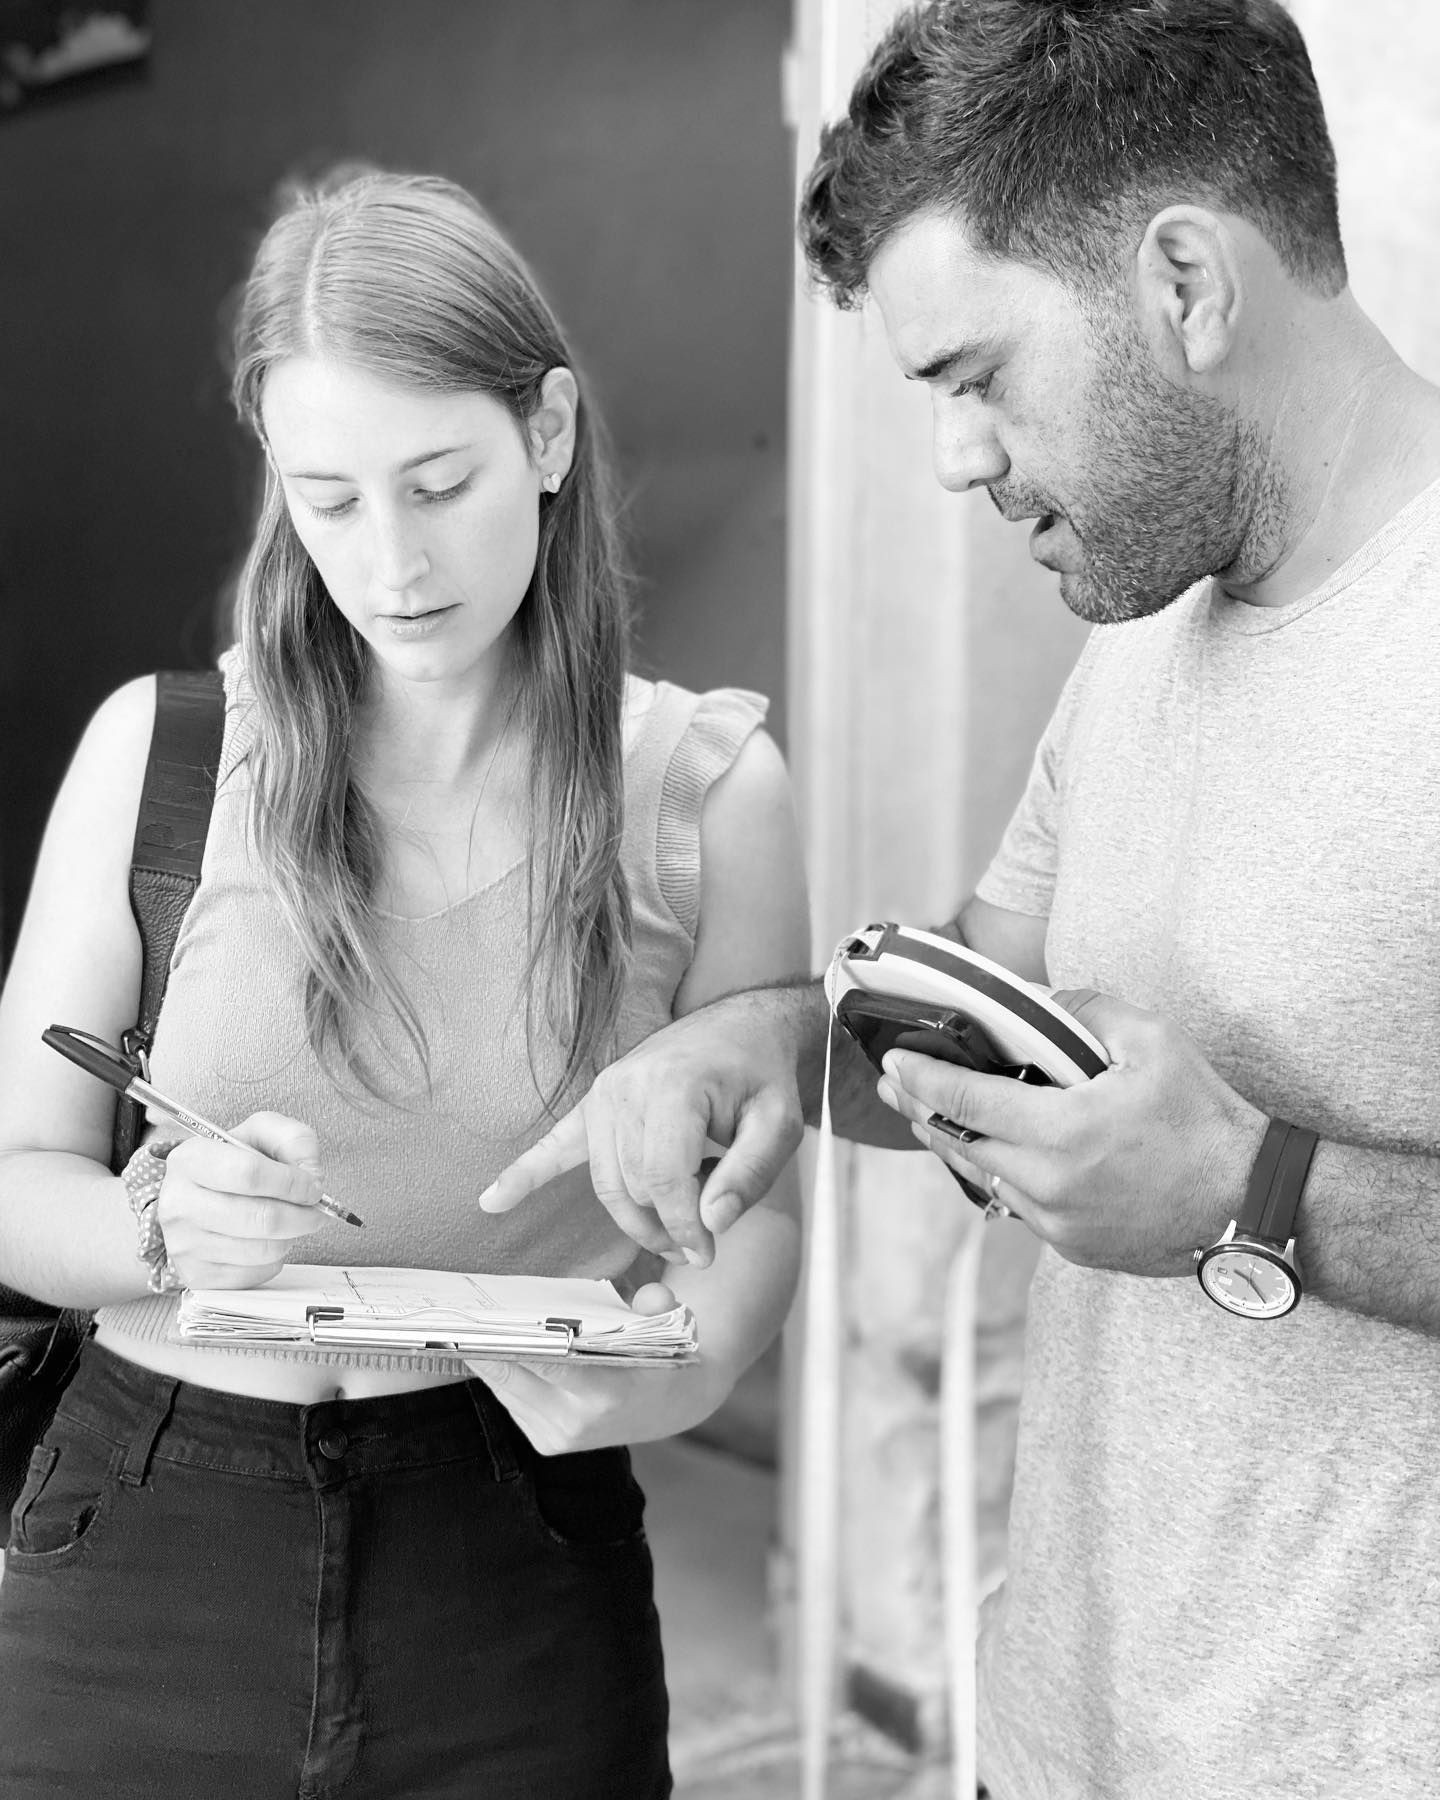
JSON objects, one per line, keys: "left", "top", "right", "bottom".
{"left": 932, "top": 404, "right": 1008, "bottom": 494}
{"left": 370, "top": 509, "right": 429, "bottom": 591}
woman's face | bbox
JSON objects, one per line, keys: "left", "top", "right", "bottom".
{"left": 262, "top": 357, "right": 550, "bottom": 694}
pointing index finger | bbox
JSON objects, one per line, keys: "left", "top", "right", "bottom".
{"left": 479, "top": 1107, "right": 589, "bottom": 1212}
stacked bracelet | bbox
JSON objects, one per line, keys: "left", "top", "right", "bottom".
{"left": 120, "top": 1139, "right": 185, "bottom": 1294}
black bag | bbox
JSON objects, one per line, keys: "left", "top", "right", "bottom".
{"left": 0, "top": 670, "right": 225, "bottom": 1515}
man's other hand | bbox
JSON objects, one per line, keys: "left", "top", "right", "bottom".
{"left": 877, "top": 988, "right": 1268, "bottom": 1276}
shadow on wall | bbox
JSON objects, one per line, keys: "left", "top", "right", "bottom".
{"left": 631, "top": 442, "right": 787, "bottom": 707}
{"left": 0, "top": 0, "right": 792, "bottom": 958}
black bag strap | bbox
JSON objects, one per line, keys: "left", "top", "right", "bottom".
{"left": 109, "top": 669, "right": 226, "bottom": 1172}
{"left": 0, "top": 670, "right": 225, "bottom": 1443}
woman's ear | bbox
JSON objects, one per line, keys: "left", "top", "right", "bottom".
{"left": 1135, "top": 206, "right": 1243, "bottom": 377}
{"left": 527, "top": 367, "right": 579, "bottom": 485}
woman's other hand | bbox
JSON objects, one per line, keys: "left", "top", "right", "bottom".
{"left": 155, "top": 1112, "right": 330, "bottom": 1290}
{"left": 463, "top": 1281, "right": 731, "bottom": 1454}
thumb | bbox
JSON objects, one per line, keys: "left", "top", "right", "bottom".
{"left": 697, "top": 1086, "right": 804, "bottom": 1235}
{"left": 228, "top": 1111, "right": 325, "bottom": 1203}
{"left": 1049, "top": 986, "right": 1150, "bottom": 1055}
{"left": 480, "top": 1106, "right": 589, "bottom": 1213}
{"left": 628, "top": 1281, "right": 680, "bottom": 1315}
{"left": 230, "top": 1111, "right": 323, "bottom": 1170}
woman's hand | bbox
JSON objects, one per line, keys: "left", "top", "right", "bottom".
{"left": 464, "top": 1281, "right": 733, "bottom": 1455}
{"left": 154, "top": 1112, "right": 331, "bottom": 1290}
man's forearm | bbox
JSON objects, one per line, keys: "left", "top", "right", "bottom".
{"left": 1299, "top": 1139, "right": 1440, "bottom": 1334}
{"left": 747, "top": 977, "right": 924, "bottom": 1151}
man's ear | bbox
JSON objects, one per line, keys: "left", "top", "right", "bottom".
{"left": 527, "top": 366, "right": 579, "bottom": 480}
{"left": 1135, "top": 206, "right": 1242, "bottom": 376}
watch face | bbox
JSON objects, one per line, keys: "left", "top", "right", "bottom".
{"left": 1198, "top": 1246, "right": 1299, "bottom": 1319}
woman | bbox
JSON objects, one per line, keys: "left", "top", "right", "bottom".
{"left": 0, "top": 170, "right": 808, "bottom": 1799}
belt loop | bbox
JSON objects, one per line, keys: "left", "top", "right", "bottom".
{"left": 466, "top": 1378, "right": 518, "bottom": 1481}
{"left": 119, "top": 1375, "right": 180, "bottom": 1487}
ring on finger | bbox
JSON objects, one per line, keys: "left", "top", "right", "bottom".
{"left": 983, "top": 1171, "right": 1013, "bottom": 1222}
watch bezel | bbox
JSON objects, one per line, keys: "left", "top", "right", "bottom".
{"left": 1195, "top": 1235, "right": 1302, "bottom": 1320}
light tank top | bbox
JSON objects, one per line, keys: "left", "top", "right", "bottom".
{"left": 98, "top": 648, "right": 766, "bottom": 1368}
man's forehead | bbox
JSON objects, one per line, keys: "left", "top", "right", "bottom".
{"left": 868, "top": 210, "right": 1048, "bottom": 377}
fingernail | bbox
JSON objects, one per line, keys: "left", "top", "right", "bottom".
{"left": 702, "top": 1192, "right": 743, "bottom": 1235}
{"left": 478, "top": 1182, "right": 498, "bottom": 1210}
{"left": 876, "top": 1079, "right": 897, "bottom": 1108}
{"left": 661, "top": 1249, "right": 687, "bottom": 1266}
{"left": 682, "top": 1247, "right": 709, "bottom": 1268}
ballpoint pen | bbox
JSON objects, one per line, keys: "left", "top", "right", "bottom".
{"left": 42, "top": 1024, "right": 364, "bottom": 1229}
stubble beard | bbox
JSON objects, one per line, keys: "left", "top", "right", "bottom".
{"left": 996, "top": 325, "right": 1290, "bottom": 627}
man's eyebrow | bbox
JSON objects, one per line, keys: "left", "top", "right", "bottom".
{"left": 286, "top": 444, "right": 472, "bottom": 481}
{"left": 905, "top": 337, "right": 1006, "bottom": 383}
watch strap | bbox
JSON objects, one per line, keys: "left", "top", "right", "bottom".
{"left": 1235, "top": 1117, "right": 1319, "bottom": 1246}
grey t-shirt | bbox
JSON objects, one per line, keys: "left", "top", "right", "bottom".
{"left": 974, "top": 478, "right": 1440, "bottom": 1800}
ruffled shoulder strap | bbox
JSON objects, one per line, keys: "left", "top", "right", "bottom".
{"left": 622, "top": 677, "right": 770, "bottom": 939}
{"left": 214, "top": 643, "right": 262, "bottom": 785}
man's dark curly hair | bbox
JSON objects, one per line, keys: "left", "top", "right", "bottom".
{"left": 799, "top": 0, "right": 1347, "bottom": 307}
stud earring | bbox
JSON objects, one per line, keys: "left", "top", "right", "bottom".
{"left": 542, "top": 471, "right": 562, "bottom": 494}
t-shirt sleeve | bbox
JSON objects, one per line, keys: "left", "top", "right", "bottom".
{"left": 974, "top": 637, "right": 1098, "bottom": 920}
{"left": 656, "top": 686, "right": 769, "bottom": 937}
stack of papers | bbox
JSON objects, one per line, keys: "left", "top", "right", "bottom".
{"left": 174, "top": 1265, "right": 698, "bottom": 1364}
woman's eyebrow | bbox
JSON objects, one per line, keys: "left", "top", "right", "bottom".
{"left": 286, "top": 444, "right": 473, "bottom": 481}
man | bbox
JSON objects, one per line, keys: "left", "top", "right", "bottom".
{"left": 485, "top": 1, "right": 1440, "bottom": 1792}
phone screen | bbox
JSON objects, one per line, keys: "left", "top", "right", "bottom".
{"left": 832, "top": 989, "right": 1046, "bottom": 1213}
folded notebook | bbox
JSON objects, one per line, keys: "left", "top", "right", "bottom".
{"left": 174, "top": 1265, "right": 698, "bottom": 1364}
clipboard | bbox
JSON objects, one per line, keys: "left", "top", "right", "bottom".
{"left": 173, "top": 1266, "right": 698, "bottom": 1365}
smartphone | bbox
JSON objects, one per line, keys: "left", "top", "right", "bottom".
{"left": 832, "top": 988, "right": 1049, "bottom": 1211}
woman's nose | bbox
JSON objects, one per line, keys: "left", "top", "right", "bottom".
{"left": 370, "top": 511, "right": 430, "bottom": 591}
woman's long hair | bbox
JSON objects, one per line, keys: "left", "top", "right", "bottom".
{"left": 229, "top": 169, "right": 632, "bottom": 1106}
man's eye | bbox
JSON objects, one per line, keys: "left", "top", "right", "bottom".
{"left": 949, "top": 372, "right": 995, "bottom": 401}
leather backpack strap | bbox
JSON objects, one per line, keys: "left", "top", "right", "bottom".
{"left": 110, "top": 669, "right": 226, "bottom": 1173}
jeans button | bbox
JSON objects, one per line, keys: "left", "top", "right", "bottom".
{"left": 317, "top": 1428, "right": 349, "bottom": 1460}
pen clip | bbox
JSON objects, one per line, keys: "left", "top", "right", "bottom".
{"left": 119, "top": 1026, "right": 152, "bottom": 1082}
{"left": 41, "top": 1025, "right": 142, "bottom": 1095}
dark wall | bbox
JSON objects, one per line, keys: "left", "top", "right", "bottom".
{"left": 0, "top": 0, "right": 791, "bottom": 958}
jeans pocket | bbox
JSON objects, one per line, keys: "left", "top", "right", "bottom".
{"left": 6, "top": 1418, "right": 114, "bottom": 1563}
{"left": 522, "top": 1445, "right": 649, "bottom": 1553}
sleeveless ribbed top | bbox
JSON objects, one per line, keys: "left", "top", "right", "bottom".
{"left": 97, "top": 649, "right": 765, "bottom": 1360}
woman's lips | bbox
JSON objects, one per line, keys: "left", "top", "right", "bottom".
{"left": 380, "top": 605, "right": 457, "bottom": 638}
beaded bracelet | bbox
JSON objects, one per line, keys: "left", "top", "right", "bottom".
{"left": 120, "top": 1139, "right": 185, "bottom": 1294}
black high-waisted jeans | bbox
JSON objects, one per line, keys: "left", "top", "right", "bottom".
{"left": 0, "top": 1337, "right": 670, "bottom": 1799}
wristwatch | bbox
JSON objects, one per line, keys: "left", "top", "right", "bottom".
{"left": 1194, "top": 1117, "right": 1318, "bottom": 1320}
